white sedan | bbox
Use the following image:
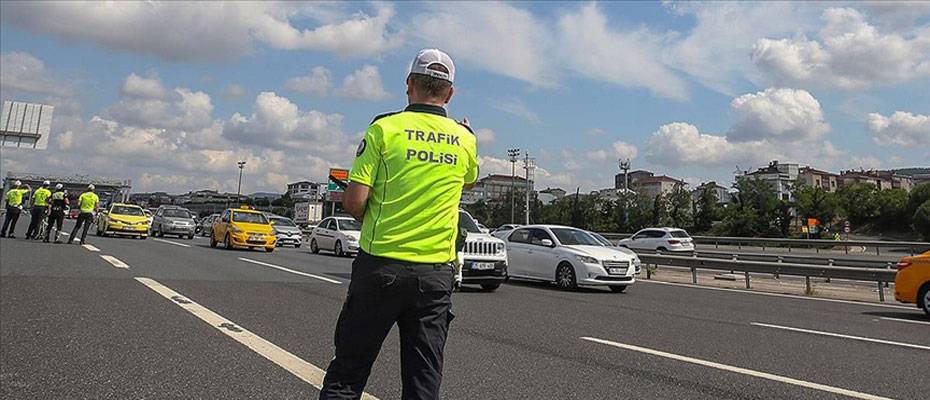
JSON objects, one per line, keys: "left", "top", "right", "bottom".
{"left": 503, "top": 225, "right": 637, "bottom": 292}
{"left": 308, "top": 217, "right": 361, "bottom": 257}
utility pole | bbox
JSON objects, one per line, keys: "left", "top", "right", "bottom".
{"left": 619, "top": 158, "right": 631, "bottom": 227}
{"left": 507, "top": 148, "right": 520, "bottom": 224}
{"left": 236, "top": 161, "right": 247, "bottom": 205}
{"left": 524, "top": 153, "right": 535, "bottom": 225}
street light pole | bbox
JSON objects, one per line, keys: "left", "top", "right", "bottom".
{"left": 236, "top": 161, "right": 247, "bottom": 205}
{"left": 507, "top": 148, "right": 520, "bottom": 224}
{"left": 524, "top": 153, "right": 535, "bottom": 225}
{"left": 619, "top": 158, "right": 631, "bottom": 227}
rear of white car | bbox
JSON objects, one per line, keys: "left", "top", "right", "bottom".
{"left": 619, "top": 228, "right": 695, "bottom": 252}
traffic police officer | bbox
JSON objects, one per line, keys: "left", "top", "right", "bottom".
{"left": 45, "top": 184, "right": 69, "bottom": 243}
{"left": 68, "top": 184, "right": 99, "bottom": 245}
{"left": 25, "top": 180, "right": 52, "bottom": 240}
{"left": 320, "top": 49, "right": 479, "bottom": 400}
{"left": 1, "top": 180, "right": 32, "bottom": 238}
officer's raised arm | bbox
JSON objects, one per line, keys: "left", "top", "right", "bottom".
{"left": 345, "top": 123, "right": 384, "bottom": 221}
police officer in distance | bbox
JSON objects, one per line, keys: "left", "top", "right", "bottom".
{"left": 320, "top": 49, "right": 479, "bottom": 400}
{"left": 68, "top": 184, "right": 99, "bottom": 245}
{"left": 25, "top": 180, "right": 52, "bottom": 240}
{"left": 45, "top": 184, "right": 69, "bottom": 243}
{"left": 1, "top": 180, "right": 32, "bottom": 238}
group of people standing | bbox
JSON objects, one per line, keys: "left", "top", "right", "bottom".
{"left": 0, "top": 180, "right": 99, "bottom": 244}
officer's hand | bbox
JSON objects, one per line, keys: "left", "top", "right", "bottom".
{"left": 461, "top": 117, "right": 470, "bottom": 128}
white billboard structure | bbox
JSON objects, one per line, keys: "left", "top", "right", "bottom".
{"left": 1, "top": 100, "right": 54, "bottom": 150}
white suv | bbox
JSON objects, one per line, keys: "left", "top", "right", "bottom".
{"left": 458, "top": 210, "right": 508, "bottom": 291}
{"left": 618, "top": 227, "right": 695, "bottom": 252}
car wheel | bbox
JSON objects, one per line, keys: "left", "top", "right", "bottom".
{"left": 556, "top": 263, "right": 577, "bottom": 290}
{"left": 295, "top": 243, "right": 302, "bottom": 248}
{"left": 657, "top": 247, "right": 668, "bottom": 252}
{"left": 188, "top": 235, "right": 194, "bottom": 240}
{"left": 310, "top": 239, "right": 319, "bottom": 254}
{"left": 265, "top": 247, "right": 274, "bottom": 253}
{"left": 609, "top": 285, "right": 627, "bottom": 293}
{"left": 224, "top": 233, "right": 232, "bottom": 250}
{"left": 334, "top": 241, "right": 344, "bottom": 257}
{"left": 209, "top": 234, "right": 217, "bottom": 248}
{"left": 141, "top": 235, "right": 148, "bottom": 240}
{"left": 481, "top": 283, "right": 501, "bottom": 292}
{"left": 919, "top": 283, "right": 930, "bottom": 317}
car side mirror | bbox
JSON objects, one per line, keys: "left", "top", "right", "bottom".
{"left": 541, "top": 239, "right": 554, "bottom": 247}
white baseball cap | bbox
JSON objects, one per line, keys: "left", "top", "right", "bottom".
{"left": 409, "top": 48, "right": 455, "bottom": 83}
{"left": 43, "top": 180, "right": 50, "bottom": 186}
{"left": 87, "top": 184, "right": 95, "bottom": 190}
{"left": 14, "top": 180, "right": 22, "bottom": 186}
{"left": 55, "top": 183, "right": 63, "bottom": 190}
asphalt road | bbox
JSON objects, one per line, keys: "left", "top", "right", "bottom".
{"left": 2, "top": 219, "right": 928, "bottom": 399}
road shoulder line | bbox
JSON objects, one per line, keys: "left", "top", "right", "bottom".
{"left": 751, "top": 322, "right": 930, "bottom": 351}
{"left": 153, "top": 238, "right": 191, "bottom": 248}
{"left": 238, "top": 257, "right": 342, "bottom": 284}
{"left": 100, "top": 255, "right": 129, "bottom": 269}
{"left": 82, "top": 244, "right": 100, "bottom": 252}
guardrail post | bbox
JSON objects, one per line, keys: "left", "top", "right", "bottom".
{"left": 825, "top": 260, "right": 833, "bottom": 283}
{"left": 884, "top": 263, "right": 891, "bottom": 288}
{"left": 877, "top": 281, "right": 885, "bottom": 302}
{"left": 730, "top": 254, "right": 737, "bottom": 274}
{"left": 805, "top": 276, "right": 811, "bottom": 295}
{"left": 744, "top": 271, "right": 751, "bottom": 289}
{"left": 844, "top": 244, "right": 848, "bottom": 255}
{"left": 775, "top": 256, "right": 782, "bottom": 279}
{"left": 691, "top": 267, "right": 697, "bottom": 284}
{"left": 876, "top": 246, "right": 880, "bottom": 256}
{"left": 646, "top": 265, "right": 652, "bottom": 280}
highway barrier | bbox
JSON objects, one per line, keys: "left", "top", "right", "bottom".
{"left": 637, "top": 253, "right": 897, "bottom": 302}
{"left": 599, "top": 233, "right": 930, "bottom": 256}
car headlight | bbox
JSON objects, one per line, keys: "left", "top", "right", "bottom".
{"left": 230, "top": 225, "right": 243, "bottom": 233}
{"left": 347, "top": 236, "right": 359, "bottom": 243}
{"left": 575, "top": 254, "right": 599, "bottom": 264}
{"left": 496, "top": 243, "right": 505, "bottom": 253}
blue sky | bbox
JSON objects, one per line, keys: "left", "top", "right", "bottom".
{"left": 1, "top": 1, "right": 928, "bottom": 193}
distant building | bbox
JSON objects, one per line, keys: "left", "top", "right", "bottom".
{"left": 799, "top": 167, "right": 839, "bottom": 193}
{"left": 633, "top": 175, "right": 687, "bottom": 199}
{"left": 129, "top": 192, "right": 174, "bottom": 208}
{"left": 743, "top": 161, "right": 799, "bottom": 201}
{"left": 537, "top": 188, "right": 566, "bottom": 205}
{"left": 476, "top": 174, "right": 532, "bottom": 203}
{"left": 287, "top": 181, "right": 324, "bottom": 201}
{"left": 183, "top": 190, "right": 246, "bottom": 204}
{"left": 461, "top": 183, "right": 486, "bottom": 205}
{"left": 838, "top": 170, "right": 894, "bottom": 191}
{"left": 691, "top": 182, "right": 731, "bottom": 204}
{"left": 616, "top": 170, "right": 656, "bottom": 189}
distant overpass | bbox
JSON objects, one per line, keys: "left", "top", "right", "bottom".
{"left": 2, "top": 172, "right": 131, "bottom": 205}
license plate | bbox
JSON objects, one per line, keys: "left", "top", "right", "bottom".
{"left": 249, "top": 235, "right": 262, "bottom": 241}
{"left": 608, "top": 268, "right": 626, "bottom": 275}
{"left": 472, "top": 262, "right": 495, "bottom": 270}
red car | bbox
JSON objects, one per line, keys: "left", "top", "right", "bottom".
{"left": 68, "top": 208, "right": 80, "bottom": 219}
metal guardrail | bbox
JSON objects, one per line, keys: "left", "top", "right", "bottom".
{"left": 653, "top": 249, "right": 898, "bottom": 270}
{"left": 638, "top": 253, "right": 898, "bottom": 302}
{"left": 599, "top": 233, "right": 930, "bottom": 256}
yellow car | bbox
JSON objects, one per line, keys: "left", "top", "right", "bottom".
{"left": 96, "top": 203, "right": 151, "bottom": 239}
{"left": 895, "top": 251, "right": 930, "bottom": 317}
{"left": 211, "top": 207, "right": 277, "bottom": 252}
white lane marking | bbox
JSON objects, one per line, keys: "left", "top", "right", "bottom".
{"left": 99, "top": 255, "right": 129, "bottom": 269}
{"left": 581, "top": 337, "right": 892, "bottom": 400}
{"left": 751, "top": 322, "right": 930, "bottom": 351}
{"left": 133, "top": 277, "right": 376, "bottom": 399}
{"left": 82, "top": 244, "right": 100, "bottom": 252}
{"left": 879, "top": 317, "right": 930, "bottom": 326}
{"left": 640, "top": 279, "right": 913, "bottom": 310}
{"left": 238, "top": 257, "right": 341, "bottom": 284}
{"left": 61, "top": 232, "right": 69, "bottom": 236}
{"left": 152, "top": 238, "right": 191, "bottom": 248}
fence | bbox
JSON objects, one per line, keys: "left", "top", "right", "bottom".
{"left": 598, "top": 233, "right": 930, "bottom": 256}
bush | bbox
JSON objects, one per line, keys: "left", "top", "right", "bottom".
{"left": 913, "top": 200, "right": 930, "bottom": 241}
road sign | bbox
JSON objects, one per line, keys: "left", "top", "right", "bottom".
{"left": 844, "top": 226, "right": 851, "bottom": 233}
{"left": 327, "top": 168, "right": 349, "bottom": 192}
{"left": 844, "top": 220, "right": 850, "bottom": 227}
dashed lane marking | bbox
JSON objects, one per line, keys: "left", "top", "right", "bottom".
{"left": 82, "top": 244, "right": 100, "bottom": 252}
{"left": 639, "top": 279, "right": 913, "bottom": 310}
{"left": 152, "top": 238, "right": 191, "bottom": 248}
{"left": 133, "top": 277, "right": 375, "bottom": 399}
{"left": 878, "top": 316, "right": 930, "bottom": 326}
{"left": 99, "top": 255, "right": 129, "bottom": 269}
{"left": 751, "top": 322, "right": 930, "bottom": 351}
{"left": 581, "top": 336, "right": 892, "bottom": 400}
{"left": 238, "top": 257, "right": 342, "bottom": 284}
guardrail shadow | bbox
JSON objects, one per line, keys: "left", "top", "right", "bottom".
{"left": 505, "top": 278, "right": 619, "bottom": 294}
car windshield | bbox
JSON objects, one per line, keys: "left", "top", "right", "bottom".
{"left": 337, "top": 219, "right": 361, "bottom": 231}
{"left": 111, "top": 206, "right": 144, "bottom": 216}
{"left": 669, "top": 230, "right": 690, "bottom": 238}
{"left": 271, "top": 217, "right": 296, "bottom": 227}
{"left": 233, "top": 212, "right": 268, "bottom": 224}
{"left": 591, "top": 233, "right": 614, "bottom": 247}
{"left": 458, "top": 211, "right": 482, "bottom": 233}
{"left": 164, "top": 209, "right": 191, "bottom": 218}
{"left": 551, "top": 228, "right": 603, "bottom": 246}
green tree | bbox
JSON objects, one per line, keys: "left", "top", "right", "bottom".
{"left": 722, "top": 177, "right": 780, "bottom": 236}
{"left": 667, "top": 185, "right": 693, "bottom": 229}
{"left": 793, "top": 181, "right": 837, "bottom": 229}
{"left": 913, "top": 200, "right": 930, "bottom": 241}
{"left": 836, "top": 183, "right": 879, "bottom": 227}
{"left": 875, "top": 188, "right": 909, "bottom": 230}
{"left": 692, "top": 184, "right": 721, "bottom": 233}
{"left": 907, "top": 183, "right": 930, "bottom": 217}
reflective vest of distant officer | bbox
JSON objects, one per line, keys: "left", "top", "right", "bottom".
{"left": 68, "top": 185, "right": 99, "bottom": 245}
{"left": 45, "top": 184, "right": 69, "bottom": 243}
{"left": 25, "top": 181, "right": 52, "bottom": 240}
{"left": 1, "top": 180, "right": 32, "bottom": 238}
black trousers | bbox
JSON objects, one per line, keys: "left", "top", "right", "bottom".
{"left": 45, "top": 211, "right": 65, "bottom": 241}
{"left": 69, "top": 212, "right": 94, "bottom": 243}
{"left": 25, "top": 207, "right": 48, "bottom": 239}
{"left": 320, "top": 251, "right": 455, "bottom": 400}
{"left": 1, "top": 206, "right": 21, "bottom": 236}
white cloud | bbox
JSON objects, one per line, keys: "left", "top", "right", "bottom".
{"left": 284, "top": 67, "right": 332, "bottom": 96}
{"left": 0, "top": 2, "right": 400, "bottom": 61}
{"left": 107, "top": 74, "right": 215, "bottom": 132}
{"left": 612, "top": 140, "right": 638, "bottom": 160}
{"left": 491, "top": 98, "right": 539, "bottom": 124}
{"left": 0, "top": 51, "right": 72, "bottom": 97}
{"left": 120, "top": 73, "right": 167, "bottom": 99}
{"left": 414, "top": 2, "right": 556, "bottom": 87}
{"left": 728, "top": 87, "right": 830, "bottom": 142}
{"left": 220, "top": 84, "right": 248, "bottom": 101}
{"left": 752, "top": 7, "right": 930, "bottom": 90}
{"left": 557, "top": 3, "right": 688, "bottom": 100}
{"left": 475, "top": 128, "right": 496, "bottom": 145}
{"left": 335, "top": 65, "right": 389, "bottom": 101}
{"left": 867, "top": 111, "right": 930, "bottom": 146}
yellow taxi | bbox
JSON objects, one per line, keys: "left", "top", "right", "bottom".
{"left": 210, "top": 207, "right": 277, "bottom": 252}
{"left": 96, "top": 203, "right": 151, "bottom": 239}
{"left": 894, "top": 251, "right": 930, "bottom": 317}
